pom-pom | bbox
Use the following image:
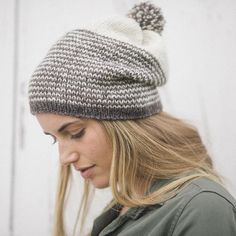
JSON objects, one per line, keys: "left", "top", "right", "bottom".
{"left": 127, "top": 1, "right": 165, "bottom": 34}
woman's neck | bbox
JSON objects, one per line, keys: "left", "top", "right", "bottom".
{"left": 119, "top": 206, "right": 130, "bottom": 216}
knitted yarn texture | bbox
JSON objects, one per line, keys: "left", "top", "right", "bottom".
{"left": 28, "top": 1, "right": 168, "bottom": 120}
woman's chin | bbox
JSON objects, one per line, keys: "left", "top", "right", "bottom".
{"left": 90, "top": 179, "right": 110, "bottom": 189}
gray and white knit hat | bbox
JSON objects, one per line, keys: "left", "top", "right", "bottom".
{"left": 28, "top": 1, "right": 168, "bottom": 120}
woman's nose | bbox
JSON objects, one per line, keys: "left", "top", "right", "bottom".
{"left": 60, "top": 152, "right": 79, "bottom": 166}
{"left": 58, "top": 141, "right": 79, "bottom": 166}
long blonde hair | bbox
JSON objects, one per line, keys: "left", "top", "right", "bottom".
{"left": 52, "top": 111, "right": 223, "bottom": 236}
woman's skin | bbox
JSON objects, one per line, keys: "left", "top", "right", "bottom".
{"left": 36, "top": 113, "right": 113, "bottom": 189}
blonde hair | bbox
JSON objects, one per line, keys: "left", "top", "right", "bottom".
{"left": 52, "top": 111, "right": 223, "bottom": 236}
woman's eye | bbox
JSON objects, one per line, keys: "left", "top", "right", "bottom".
{"left": 71, "top": 129, "right": 85, "bottom": 139}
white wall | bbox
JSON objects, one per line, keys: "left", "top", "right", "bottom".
{"left": 0, "top": 0, "right": 15, "bottom": 235}
{"left": 0, "top": 0, "right": 235, "bottom": 235}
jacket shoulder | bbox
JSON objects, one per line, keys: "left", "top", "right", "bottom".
{"left": 168, "top": 177, "right": 236, "bottom": 236}
{"left": 189, "top": 177, "right": 236, "bottom": 206}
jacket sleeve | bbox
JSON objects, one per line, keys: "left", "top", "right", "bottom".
{"left": 171, "top": 191, "right": 236, "bottom": 236}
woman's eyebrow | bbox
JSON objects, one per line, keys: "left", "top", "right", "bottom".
{"left": 42, "top": 120, "right": 82, "bottom": 135}
{"left": 57, "top": 120, "right": 81, "bottom": 133}
{"left": 44, "top": 132, "right": 51, "bottom": 135}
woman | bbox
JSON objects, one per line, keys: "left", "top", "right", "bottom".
{"left": 28, "top": 2, "right": 236, "bottom": 236}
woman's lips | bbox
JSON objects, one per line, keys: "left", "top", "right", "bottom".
{"left": 77, "top": 165, "right": 96, "bottom": 178}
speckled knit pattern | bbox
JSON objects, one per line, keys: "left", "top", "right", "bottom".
{"left": 29, "top": 29, "right": 166, "bottom": 120}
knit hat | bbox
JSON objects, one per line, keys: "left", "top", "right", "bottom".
{"left": 28, "top": 1, "right": 168, "bottom": 120}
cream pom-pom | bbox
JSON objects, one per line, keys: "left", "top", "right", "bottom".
{"left": 127, "top": 1, "right": 165, "bottom": 34}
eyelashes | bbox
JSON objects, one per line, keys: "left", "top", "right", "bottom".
{"left": 71, "top": 128, "right": 85, "bottom": 139}
{"left": 49, "top": 128, "right": 85, "bottom": 145}
{"left": 52, "top": 136, "right": 57, "bottom": 145}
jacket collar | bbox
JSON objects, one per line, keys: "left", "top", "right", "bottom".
{"left": 91, "top": 178, "right": 173, "bottom": 236}
{"left": 119, "top": 178, "right": 172, "bottom": 220}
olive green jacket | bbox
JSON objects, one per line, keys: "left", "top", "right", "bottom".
{"left": 91, "top": 177, "right": 236, "bottom": 236}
